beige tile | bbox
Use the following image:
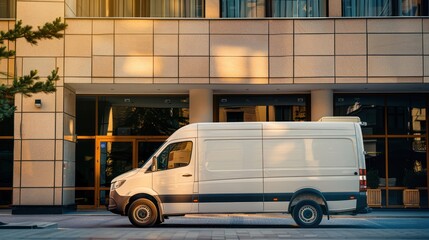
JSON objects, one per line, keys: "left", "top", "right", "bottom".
{"left": 21, "top": 161, "right": 54, "bottom": 187}
{"left": 179, "top": 20, "right": 209, "bottom": 34}
{"left": 154, "top": 57, "right": 178, "bottom": 77}
{"left": 329, "top": 0, "right": 342, "bottom": 17}
{"left": 269, "top": 20, "right": 293, "bottom": 34}
{"left": 115, "top": 57, "right": 153, "bottom": 77}
{"left": 14, "top": 113, "right": 21, "bottom": 139}
{"left": 206, "top": 0, "right": 220, "bottom": 18}
{"left": 93, "top": 56, "right": 113, "bottom": 77}
{"left": 270, "top": 57, "right": 293, "bottom": 78}
{"left": 64, "top": 87, "right": 76, "bottom": 116}
{"left": 21, "top": 113, "right": 55, "bottom": 139}
{"left": 56, "top": 57, "right": 64, "bottom": 85}
{"left": 114, "top": 78, "right": 153, "bottom": 84}
{"left": 367, "top": 19, "right": 422, "bottom": 33}
{"left": 13, "top": 188, "right": 20, "bottom": 205}
{"left": 16, "top": 38, "right": 64, "bottom": 57}
{"left": 115, "top": 35, "right": 153, "bottom": 56}
{"left": 21, "top": 92, "right": 56, "bottom": 112}
{"left": 368, "top": 56, "right": 423, "bottom": 77}
{"left": 55, "top": 161, "right": 63, "bottom": 187}
{"left": 210, "top": 35, "right": 268, "bottom": 56}
{"left": 295, "top": 34, "right": 334, "bottom": 55}
{"left": 64, "top": 77, "right": 92, "bottom": 83}
{"left": 115, "top": 20, "right": 153, "bottom": 34}
{"left": 368, "top": 77, "right": 423, "bottom": 83}
{"left": 154, "top": 20, "right": 178, "bottom": 34}
{"left": 65, "top": 19, "right": 92, "bottom": 34}
{"left": 93, "top": 35, "right": 114, "bottom": 56}
{"left": 295, "top": 20, "right": 334, "bottom": 34}
{"left": 93, "top": 20, "right": 114, "bottom": 34}
{"left": 17, "top": 1, "right": 64, "bottom": 27}
{"left": 179, "top": 78, "right": 209, "bottom": 84}
{"left": 335, "top": 34, "right": 367, "bottom": 55}
{"left": 54, "top": 188, "right": 62, "bottom": 205}
{"left": 55, "top": 112, "right": 64, "bottom": 140}
{"left": 21, "top": 140, "right": 55, "bottom": 161}
{"left": 269, "top": 78, "right": 293, "bottom": 84}
{"left": 179, "top": 57, "right": 209, "bottom": 77}
{"left": 425, "top": 56, "right": 429, "bottom": 76}
{"left": 15, "top": 57, "right": 23, "bottom": 77}
{"left": 210, "top": 57, "right": 268, "bottom": 78}
{"left": 424, "top": 34, "right": 429, "bottom": 55}
{"left": 294, "top": 78, "right": 334, "bottom": 84}
{"left": 56, "top": 89, "right": 64, "bottom": 113}
{"left": 368, "top": 34, "right": 422, "bottom": 55}
{"left": 154, "top": 78, "right": 178, "bottom": 84}
{"left": 179, "top": 35, "right": 209, "bottom": 56}
{"left": 269, "top": 35, "right": 293, "bottom": 56}
{"left": 13, "top": 161, "right": 21, "bottom": 187}
{"left": 336, "top": 78, "right": 367, "bottom": 84}
{"left": 425, "top": 77, "right": 429, "bottom": 83}
{"left": 55, "top": 140, "right": 63, "bottom": 161}
{"left": 65, "top": 35, "right": 91, "bottom": 57}
{"left": 0, "top": 21, "right": 8, "bottom": 31}
{"left": 295, "top": 56, "right": 334, "bottom": 77}
{"left": 21, "top": 188, "right": 54, "bottom": 205}
{"left": 210, "top": 20, "right": 268, "bottom": 34}
{"left": 210, "top": 78, "right": 268, "bottom": 84}
{"left": 22, "top": 58, "right": 56, "bottom": 78}
{"left": 154, "top": 35, "right": 178, "bottom": 56}
{"left": 14, "top": 140, "right": 21, "bottom": 161}
{"left": 336, "top": 56, "right": 366, "bottom": 77}
{"left": 335, "top": 19, "right": 366, "bottom": 33}
{"left": 65, "top": 58, "right": 91, "bottom": 77}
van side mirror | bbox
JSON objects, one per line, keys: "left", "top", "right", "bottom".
{"left": 151, "top": 156, "right": 157, "bottom": 172}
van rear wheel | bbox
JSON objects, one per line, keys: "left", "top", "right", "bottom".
{"left": 128, "top": 199, "right": 158, "bottom": 227}
{"left": 292, "top": 200, "right": 323, "bottom": 228}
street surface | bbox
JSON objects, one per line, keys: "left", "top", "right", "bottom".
{"left": 1, "top": 211, "right": 429, "bottom": 239}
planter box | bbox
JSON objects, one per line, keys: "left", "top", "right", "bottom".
{"left": 403, "top": 189, "right": 420, "bottom": 208}
{"left": 367, "top": 189, "right": 382, "bottom": 207}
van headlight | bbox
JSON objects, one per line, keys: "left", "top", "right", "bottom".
{"left": 111, "top": 180, "right": 126, "bottom": 190}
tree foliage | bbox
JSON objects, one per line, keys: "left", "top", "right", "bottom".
{"left": 0, "top": 18, "right": 67, "bottom": 121}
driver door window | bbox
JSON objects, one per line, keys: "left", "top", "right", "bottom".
{"left": 157, "top": 141, "right": 193, "bottom": 171}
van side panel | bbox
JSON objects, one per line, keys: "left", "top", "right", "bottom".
{"left": 198, "top": 135, "right": 264, "bottom": 213}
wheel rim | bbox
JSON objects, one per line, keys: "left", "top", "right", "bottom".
{"left": 133, "top": 205, "right": 152, "bottom": 224}
{"left": 299, "top": 205, "right": 317, "bottom": 224}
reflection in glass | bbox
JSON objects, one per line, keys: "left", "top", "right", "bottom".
{"left": 138, "top": 141, "right": 164, "bottom": 167}
{"left": 364, "top": 138, "right": 386, "bottom": 186}
{"left": 221, "top": 0, "right": 266, "bottom": 17}
{"left": 157, "top": 141, "right": 192, "bottom": 171}
{"left": 271, "top": 0, "right": 327, "bottom": 17}
{"left": 0, "top": 116, "right": 13, "bottom": 136}
{"left": 343, "top": 0, "right": 425, "bottom": 17}
{"left": 75, "top": 190, "right": 95, "bottom": 205}
{"left": 0, "top": 140, "right": 13, "bottom": 187}
{"left": 388, "top": 138, "right": 427, "bottom": 188}
{"left": 0, "top": 0, "right": 15, "bottom": 18}
{"left": 387, "top": 96, "right": 426, "bottom": 135}
{"left": 335, "top": 95, "right": 385, "bottom": 135}
{"left": 76, "top": 97, "right": 96, "bottom": 136}
{"left": 99, "top": 190, "right": 110, "bottom": 206}
{"left": 100, "top": 142, "right": 133, "bottom": 187}
{"left": 218, "top": 95, "right": 308, "bottom": 122}
{"left": 75, "top": 140, "right": 95, "bottom": 187}
{"left": 98, "top": 96, "right": 189, "bottom": 136}
{"left": 73, "top": 0, "right": 204, "bottom": 17}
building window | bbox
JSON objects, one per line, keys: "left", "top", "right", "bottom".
{"left": 68, "top": 0, "right": 204, "bottom": 17}
{"left": 221, "top": 0, "right": 266, "bottom": 17}
{"left": 0, "top": 0, "right": 15, "bottom": 18}
{"left": 270, "top": 0, "right": 327, "bottom": 17}
{"left": 343, "top": 0, "right": 426, "bottom": 17}
{"left": 216, "top": 95, "right": 309, "bottom": 122}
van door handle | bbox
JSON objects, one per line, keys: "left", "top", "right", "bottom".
{"left": 182, "top": 174, "right": 192, "bottom": 177}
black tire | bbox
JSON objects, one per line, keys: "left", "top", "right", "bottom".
{"left": 128, "top": 199, "right": 158, "bottom": 227}
{"left": 292, "top": 200, "right": 323, "bottom": 228}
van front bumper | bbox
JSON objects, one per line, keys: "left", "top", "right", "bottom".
{"left": 108, "top": 190, "right": 130, "bottom": 216}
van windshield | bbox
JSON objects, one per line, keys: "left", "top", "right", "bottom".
{"left": 138, "top": 141, "right": 165, "bottom": 168}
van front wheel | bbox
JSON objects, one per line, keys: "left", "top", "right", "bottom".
{"left": 292, "top": 200, "right": 323, "bottom": 228}
{"left": 128, "top": 199, "right": 158, "bottom": 227}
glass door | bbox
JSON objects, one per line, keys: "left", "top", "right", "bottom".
{"left": 96, "top": 138, "right": 134, "bottom": 208}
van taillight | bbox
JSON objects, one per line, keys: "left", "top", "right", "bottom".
{"left": 359, "top": 168, "right": 367, "bottom": 192}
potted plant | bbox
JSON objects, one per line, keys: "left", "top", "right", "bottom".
{"left": 366, "top": 169, "right": 381, "bottom": 207}
{"left": 402, "top": 169, "right": 420, "bottom": 208}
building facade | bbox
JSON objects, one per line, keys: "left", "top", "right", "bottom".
{"left": 0, "top": 0, "right": 428, "bottom": 212}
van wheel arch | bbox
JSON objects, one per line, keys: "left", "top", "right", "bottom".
{"left": 288, "top": 189, "right": 330, "bottom": 219}
{"left": 126, "top": 194, "right": 164, "bottom": 224}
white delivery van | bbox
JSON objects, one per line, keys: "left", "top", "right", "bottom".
{"left": 108, "top": 118, "right": 368, "bottom": 228}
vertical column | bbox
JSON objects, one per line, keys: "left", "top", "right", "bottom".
{"left": 206, "top": 0, "right": 220, "bottom": 18}
{"left": 328, "top": 0, "right": 342, "bottom": 17}
{"left": 13, "top": 0, "right": 75, "bottom": 214}
{"left": 189, "top": 89, "right": 213, "bottom": 123}
{"left": 311, "top": 89, "right": 333, "bottom": 121}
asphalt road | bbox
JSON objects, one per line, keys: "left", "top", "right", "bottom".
{"left": 1, "top": 213, "right": 429, "bottom": 239}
